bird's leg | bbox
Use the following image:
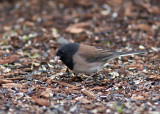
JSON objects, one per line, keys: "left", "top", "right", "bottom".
{"left": 70, "top": 73, "right": 83, "bottom": 82}
{"left": 82, "top": 73, "right": 97, "bottom": 83}
{"left": 66, "top": 68, "right": 71, "bottom": 75}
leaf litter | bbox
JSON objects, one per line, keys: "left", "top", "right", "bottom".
{"left": 0, "top": 0, "right": 160, "bottom": 114}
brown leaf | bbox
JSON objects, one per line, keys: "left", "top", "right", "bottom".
{"left": 134, "top": 24, "right": 152, "bottom": 32}
{"left": 76, "top": 0, "right": 92, "bottom": 7}
{"left": 81, "top": 89, "right": 97, "bottom": 100}
{"left": 124, "top": 2, "right": 137, "bottom": 17}
{"left": 126, "top": 63, "right": 143, "bottom": 69}
{"left": 142, "top": 92, "right": 149, "bottom": 97}
{"left": 0, "top": 55, "right": 19, "bottom": 65}
{"left": 2, "top": 83, "right": 23, "bottom": 88}
{"left": 107, "top": 0, "right": 123, "bottom": 6}
{"left": 141, "top": 3, "right": 160, "bottom": 14}
{"left": 31, "top": 96, "right": 50, "bottom": 107}
{"left": 66, "top": 27, "right": 84, "bottom": 34}
{"left": 155, "top": 22, "right": 160, "bottom": 26}
{"left": 0, "top": 50, "right": 7, "bottom": 56}
{"left": 0, "top": 79, "right": 13, "bottom": 84}
{"left": 40, "top": 88, "right": 53, "bottom": 98}
{"left": 25, "top": 21, "right": 35, "bottom": 26}
{"left": 75, "top": 97, "right": 91, "bottom": 104}
{"left": 23, "top": 68, "right": 32, "bottom": 72}
{"left": 7, "top": 77, "right": 26, "bottom": 80}
{"left": 154, "top": 85, "right": 160, "bottom": 91}
{"left": 132, "top": 96, "right": 145, "bottom": 101}
{"left": 65, "top": 22, "right": 90, "bottom": 34}
{"left": 148, "top": 75, "right": 160, "bottom": 80}
{"left": 90, "top": 86, "right": 104, "bottom": 91}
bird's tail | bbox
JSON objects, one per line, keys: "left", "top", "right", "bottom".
{"left": 107, "top": 50, "right": 147, "bottom": 61}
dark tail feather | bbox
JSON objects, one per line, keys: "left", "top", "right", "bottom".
{"left": 118, "top": 50, "right": 146, "bottom": 57}
{"left": 107, "top": 50, "right": 147, "bottom": 61}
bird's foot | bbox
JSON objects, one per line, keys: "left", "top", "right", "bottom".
{"left": 82, "top": 73, "right": 97, "bottom": 84}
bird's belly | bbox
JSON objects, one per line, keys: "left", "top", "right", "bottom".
{"left": 73, "top": 62, "right": 101, "bottom": 74}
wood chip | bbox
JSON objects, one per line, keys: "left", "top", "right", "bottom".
{"left": 31, "top": 96, "right": 50, "bottom": 107}
{"left": 148, "top": 75, "right": 160, "bottom": 80}
{"left": 2, "top": 83, "right": 23, "bottom": 88}
{"left": 90, "top": 86, "right": 104, "bottom": 91}
{"left": 141, "top": 3, "right": 160, "bottom": 14}
{"left": 65, "top": 22, "right": 90, "bottom": 34}
{"left": 124, "top": 2, "right": 137, "bottom": 17}
{"left": 75, "top": 96, "right": 92, "bottom": 104}
{"left": 133, "top": 24, "right": 152, "bottom": 32}
{"left": 132, "top": 96, "right": 145, "bottom": 101}
{"left": 81, "top": 89, "right": 97, "bottom": 100}
{"left": 0, "top": 55, "right": 19, "bottom": 65}
{"left": 0, "top": 79, "right": 13, "bottom": 84}
{"left": 7, "top": 77, "right": 26, "bottom": 80}
{"left": 40, "top": 88, "right": 53, "bottom": 98}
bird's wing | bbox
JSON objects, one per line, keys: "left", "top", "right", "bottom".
{"left": 78, "top": 44, "right": 118, "bottom": 63}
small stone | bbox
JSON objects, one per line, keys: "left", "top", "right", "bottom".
{"left": 147, "top": 91, "right": 152, "bottom": 95}
{"left": 115, "top": 87, "right": 119, "bottom": 90}
{"left": 11, "top": 87, "right": 16, "bottom": 90}
{"left": 139, "top": 45, "right": 145, "bottom": 49}
{"left": 152, "top": 98, "right": 159, "bottom": 102}
{"left": 112, "top": 12, "right": 118, "bottom": 18}
{"left": 131, "top": 86, "right": 137, "bottom": 90}
{"left": 70, "top": 105, "right": 77, "bottom": 112}
{"left": 129, "top": 81, "right": 135, "bottom": 85}
{"left": 43, "top": 83, "right": 48, "bottom": 87}
{"left": 66, "top": 97, "right": 72, "bottom": 100}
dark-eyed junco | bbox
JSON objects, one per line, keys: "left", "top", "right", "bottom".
{"left": 55, "top": 43, "right": 146, "bottom": 74}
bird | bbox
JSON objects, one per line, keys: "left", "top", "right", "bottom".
{"left": 55, "top": 43, "right": 146, "bottom": 75}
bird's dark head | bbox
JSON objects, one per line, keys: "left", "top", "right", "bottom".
{"left": 55, "top": 43, "right": 79, "bottom": 69}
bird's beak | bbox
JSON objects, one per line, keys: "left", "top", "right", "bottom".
{"left": 54, "top": 56, "right": 60, "bottom": 62}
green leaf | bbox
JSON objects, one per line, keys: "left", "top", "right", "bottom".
{"left": 25, "top": 51, "right": 31, "bottom": 58}
{"left": 31, "top": 53, "right": 39, "bottom": 58}
{"left": 2, "top": 40, "right": 6, "bottom": 45}
{"left": 25, "top": 51, "right": 39, "bottom": 59}
{"left": 114, "top": 103, "right": 124, "bottom": 114}
{"left": 103, "top": 41, "right": 110, "bottom": 46}
{"left": 24, "top": 35, "right": 32, "bottom": 41}
{"left": 118, "top": 104, "right": 123, "bottom": 114}
{"left": 23, "top": 25, "right": 27, "bottom": 32}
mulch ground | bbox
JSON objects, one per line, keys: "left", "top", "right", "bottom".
{"left": 0, "top": 0, "right": 160, "bottom": 113}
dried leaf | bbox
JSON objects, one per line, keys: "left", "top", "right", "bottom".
{"left": 90, "top": 86, "right": 104, "bottom": 91}
{"left": 141, "top": 3, "right": 160, "bottom": 14}
{"left": 81, "top": 89, "right": 97, "bottom": 100}
{"left": 134, "top": 24, "right": 152, "bottom": 32}
{"left": 7, "top": 77, "right": 26, "bottom": 80}
{"left": 148, "top": 75, "right": 160, "bottom": 80}
{"left": 0, "top": 79, "right": 13, "bottom": 84}
{"left": 32, "top": 96, "right": 50, "bottom": 107}
{"left": 124, "top": 2, "right": 137, "bottom": 17}
{"left": 25, "top": 21, "right": 35, "bottom": 26}
{"left": 65, "top": 22, "right": 90, "bottom": 34}
{"left": 75, "top": 96, "right": 91, "bottom": 104}
{"left": 132, "top": 96, "right": 145, "bottom": 101}
{"left": 2, "top": 83, "right": 23, "bottom": 88}
{"left": 0, "top": 55, "right": 19, "bottom": 65}
{"left": 40, "top": 88, "right": 53, "bottom": 98}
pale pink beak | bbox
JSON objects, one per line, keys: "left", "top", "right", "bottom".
{"left": 54, "top": 56, "right": 60, "bottom": 62}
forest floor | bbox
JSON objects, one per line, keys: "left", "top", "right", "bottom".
{"left": 0, "top": 0, "right": 160, "bottom": 113}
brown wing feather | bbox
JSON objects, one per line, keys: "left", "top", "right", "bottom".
{"left": 78, "top": 44, "right": 117, "bottom": 62}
